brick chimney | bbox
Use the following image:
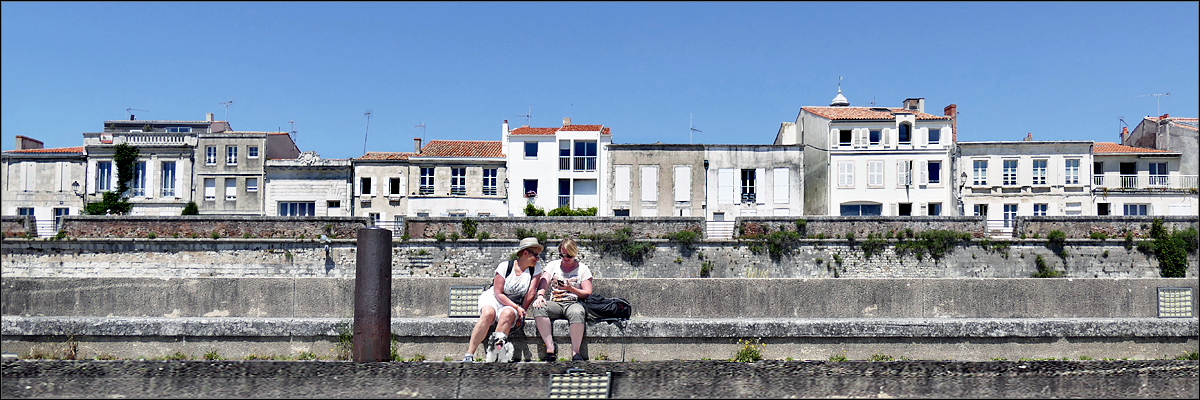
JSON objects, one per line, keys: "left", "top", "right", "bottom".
{"left": 1024, "top": 132, "right": 1032, "bottom": 141}
{"left": 14, "top": 135, "right": 44, "bottom": 150}
{"left": 943, "top": 104, "right": 957, "bottom": 143}
{"left": 206, "top": 113, "right": 215, "bottom": 122}
{"left": 563, "top": 117, "right": 571, "bottom": 127}
{"left": 1121, "top": 126, "right": 1129, "bottom": 143}
{"left": 414, "top": 137, "right": 422, "bottom": 153}
{"left": 903, "top": 98, "right": 924, "bottom": 113}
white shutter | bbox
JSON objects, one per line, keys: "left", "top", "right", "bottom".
{"left": 21, "top": 162, "right": 33, "bottom": 191}
{"left": 718, "top": 168, "right": 734, "bottom": 204}
{"left": 755, "top": 168, "right": 765, "bottom": 203}
{"left": 917, "top": 160, "right": 928, "bottom": 185}
{"left": 897, "top": 160, "right": 909, "bottom": 186}
{"left": 850, "top": 129, "right": 860, "bottom": 147}
{"left": 915, "top": 128, "right": 926, "bottom": 146}
{"left": 225, "top": 178, "right": 237, "bottom": 199}
{"left": 868, "top": 161, "right": 883, "bottom": 187}
{"left": 884, "top": 128, "right": 893, "bottom": 147}
{"left": 830, "top": 129, "right": 840, "bottom": 148}
{"left": 857, "top": 130, "right": 869, "bottom": 148}
{"left": 204, "top": 178, "right": 216, "bottom": 199}
{"left": 614, "top": 165, "right": 630, "bottom": 202}
{"left": 174, "top": 164, "right": 183, "bottom": 199}
{"left": 640, "top": 165, "right": 658, "bottom": 202}
{"left": 918, "top": 202, "right": 928, "bottom": 216}
{"left": 674, "top": 166, "right": 691, "bottom": 202}
{"left": 773, "top": 168, "right": 788, "bottom": 203}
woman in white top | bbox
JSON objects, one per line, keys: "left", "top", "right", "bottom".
{"left": 531, "top": 238, "right": 593, "bottom": 361}
{"left": 461, "top": 237, "right": 543, "bottom": 363}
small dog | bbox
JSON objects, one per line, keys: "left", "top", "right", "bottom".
{"left": 484, "top": 332, "right": 512, "bottom": 363}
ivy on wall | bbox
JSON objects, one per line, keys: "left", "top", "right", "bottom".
{"left": 85, "top": 143, "right": 137, "bottom": 215}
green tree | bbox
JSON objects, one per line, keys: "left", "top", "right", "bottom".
{"left": 85, "top": 143, "right": 139, "bottom": 215}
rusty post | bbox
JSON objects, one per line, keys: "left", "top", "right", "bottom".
{"left": 353, "top": 226, "right": 392, "bottom": 362}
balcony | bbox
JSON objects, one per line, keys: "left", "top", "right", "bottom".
{"left": 1093, "top": 174, "right": 1198, "bottom": 191}
{"left": 573, "top": 156, "right": 597, "bottom": 172}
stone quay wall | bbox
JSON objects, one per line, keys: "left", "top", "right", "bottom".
{"left": 60, "top": 215, "right": 368, "bottom": 239}
{"left": 3, "top": 237, "right": 1195, "bottom": 279}
{"left": 1, "top": 216, "right": 35, "bottom": 238}
{"left": 1015, "top": 216, "right": 1199, "bottom": 239}
{"left": 738, "top": 216, "right": 988, "bottom": 238}
{"left": 403, "top": 216, "right": 704, "bottom": 239}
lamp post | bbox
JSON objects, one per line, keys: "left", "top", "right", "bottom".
{"left": 503, "top": 178, "right": 510, "bottom": 216}
{"left": 71, "top": 181, "right": 86, "bottom": 213}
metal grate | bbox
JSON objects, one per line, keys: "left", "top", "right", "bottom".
{"left": 449, "top": 286, "right": 485, "bottom": 318}
{"left": 1158, "top": 287, "right": 1194, "bottom": 318}
{"left": 548, "top": 368, "right": 611, "bottom": 399}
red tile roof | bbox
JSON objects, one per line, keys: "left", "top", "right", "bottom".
{"left": 510, "top": 124, "right": 611, "bottom": 135}
{"left": 509, "top": 127, "right": 560, "bottom": 136}
{"left": 801, "top": 106, "right": 951, "bottom": 121}
{"left": 416, "top": 140, "right": 504, "bottom": 158}
{"left": 3, "top": 146, "right": 84, "bottom": 154}
{"left": 1093, "top": 142, "right": 1172, "bottom": 154}
{"left": 356, "top": 152, "right": 415, "bottom": 161}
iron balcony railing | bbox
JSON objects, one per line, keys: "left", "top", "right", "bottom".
{"left": 1093, "top": 174, "right": 1198, "bottom": 190}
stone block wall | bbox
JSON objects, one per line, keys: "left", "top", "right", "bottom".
{"left": 60, "top": 216, "right": 368, "bottom": 239}
{"left": 737, "top": 216, "right": 988, "bottom": 238}
{"left": 1, "top": 216, "right": 35, "bottom": 238}
{"left": 1015, "top": 216, "right": 1199, "bottom": 238}
{"left": 403, "top": 216, "right": 704, "bottom": 239}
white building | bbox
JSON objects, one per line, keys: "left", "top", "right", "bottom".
{"left": 1092, "top": 142, "right": 1196, "bottom": 217}
{"left": 1, "top": 136, "right": 87, "bottom": 235}
{"left": 503, "top": 118, "right": 611, "bottom": 216}
{"left": 778, "top": 89, "right": 957, "bottom": 216}
{"left": 957, "top": 139, "right": 1093, "bottom": 235}
{"left": 263, "top": 151, "right": 352, "bottom": 218}
{"left": 401, "top": 139, "right": 507, "bottom": 218}
{"left": 352, "top": 147, "right": 416, "bottom": 229}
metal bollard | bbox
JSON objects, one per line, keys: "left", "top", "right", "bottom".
{"left": 353, "top": 227, "right": 392, "bottom": 362}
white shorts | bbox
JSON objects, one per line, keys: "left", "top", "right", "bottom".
{"left": 477, "top": 290, "right": 515, "bottom": 316}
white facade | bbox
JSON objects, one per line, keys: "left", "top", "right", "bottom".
{"left": 263, "top": 152, "right": 352, "bottom": 219}
{"left": 958, "top": 141, "right": 1093, "bottom": 234}
{"left": 1, "top": 145, "right": 88, "bottom": 235}
{"left": 503, "top": 119, "right": 611, "bottom": 216}
{"left": 704, "top": 145, "right": 804, "bottom": 220}
{"left": 1091, "top": 142, "right": 1196, "bottom": 217}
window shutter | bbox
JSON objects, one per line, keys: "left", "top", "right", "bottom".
{"left": 917, "top": 160, "right": 928, "bottom": 185}
{"left": 718, "top": 168, "right": 734, "bottom": 204}
{"left": 615, "top": 165, "right": 630, "bottom": 202}
{"left": 896, "top": 160, "right": 909, "bottom": 186}
{"left": 915, "top": 128, "right": 926, "bottom": 146}
{"left": 918, "top": 202, "right": 928, "bottom": 216}
{"left": 773, "top": 168, "right": 788, "bottom": 204}
{"left": 755, "top": 169, "right": 765, "bottom": 203}
{"left": 858, "top": 130, "right": 869, "bottom": 147}
{"left": 674, "top": 166, "right": 691, "bottom": 202}
{"left": 640, "top": 165, "right": 658, "bottom": 202}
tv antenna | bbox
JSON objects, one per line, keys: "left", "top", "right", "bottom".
{"left": 516, "top": 106, "right": 531, "bottom": 125}
{"left": 289, "top": 120, "right": 297, "bottom": 141}
{"left": 1135, "top": 93, "right": 1169, "bottom": 116}
{"left": 1118, "top": 116, "right": 1129, "bottom": 142}
{"left": 125, "top": 108, "right": 148, "bottom": 119}
{"left": 857, "top": 97, "right": 876, "bottom": 106}
{"left": 415, "top": 122, "right": 426, "bottom": 142}
{"left": 689, "top": 113, "right": 702, "bottom": 144}
{"left": 218, "top": 99, "right": 234, "bottom": 121}
{"left": 362, "top": 110, "right": 372, "bottom": 155}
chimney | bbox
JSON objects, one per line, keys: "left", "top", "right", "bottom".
{"left": 414, "top": 137, "right": 422, "bottom": 154}
{"left": 563, "top": 117, "right": 571, "bottom": 126}
{"left": 903, "top": 98, "right": 924, "bottom": 113}
{"left": 129, "top": 114, "right": 136, "bottom": 121}
{"left": 206, "top": 113, "right": 214, "bottom": 122}
{"left": 502, "top": 119, "right": 509, "bottom": 142}
{"left": 1121, "top": 126, "right": 1129, "bottom": 143}
{"left": 1024, "top": 132, "right": 1033, "bottom": 141}
{"left": 943, "top": 104, "right": 957, "bottom": 143}
{"left": 14, "top": 135, "right": 44, "bottom": 150}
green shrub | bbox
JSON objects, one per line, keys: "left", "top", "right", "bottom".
{"left": 663, "top": 229, "right": 701, "bottom": 249}
{"left": 448, "top": 232, "right": 459, "bottom": 242}
{"left": 1047, "top": 230, "right": 1067, "bottom": 248}
{"left": 181, "top": 201, "right": 199, "bottom": 215}
{"left": 1031, "top": 254, "right": 1064, "bottom": 278}
{"left": 859, "top": 237, "right": 888, "bottom": 260}
{"left": 514, "top": 228, "right": 548, "bottom": 244}
{"left": 434, "top": 232, "right": 446, "bottom": 242}
{"left": 700, "top": 261, "right": 713, "bottom": 278}
{"left": 1124, "top": 231, "right": 1135, "bottom": 250}
{"left": 146, "top": 232, "right": 157, "bottom": 239}
{"left": 1089, "top": 231, "right": 1108, "bottom": 240}
{"left": 461, "top": 218, "right": 477, "bottom": 238}
{"left": 523, "top": 203, "right": 545, "bottom": 216}
{"left": 582, "top": 227, "right": 654, "bottom": 262}
{"left": 547, "top": 206, "right": 597, "bottom": 216}
{"left": 478, "top": 231, "right": 490, "bottom": 240}
{"left": 210, "top": 232, "right": 220, "bottom": 239}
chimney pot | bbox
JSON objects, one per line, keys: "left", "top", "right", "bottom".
{"left": 414, "top": 137, "right": 422, "bottom": 153}
{"left": 563, "top": 117, "right": 571, "bottom": 126}
{"left": 1024, "top": 132, "right": 1033, "bottom": 141}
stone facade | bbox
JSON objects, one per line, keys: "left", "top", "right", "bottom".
{"left": 58, "top": 215, "right": 366, "bottom": 239}
{"left": 403, "top": 216, "right": 704, "bottom": 239}
{"left": 1, "top": 215, "right": 35, "bottom": 237}
{"left": 1016, "top": 215, "right": 1198, "bottom": 239}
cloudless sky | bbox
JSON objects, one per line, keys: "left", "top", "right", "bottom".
{"left": 3, "top": 2, "right": 1197, "bottom": 160}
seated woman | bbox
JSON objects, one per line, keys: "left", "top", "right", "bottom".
{"left": 531, "top": 238, "right": 593, "bottom": 361}
{"left": 461, "top": 237, "right": 543, "bottom": 363}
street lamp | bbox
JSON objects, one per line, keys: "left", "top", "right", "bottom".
{"left": 71, "top": 181, "right": 86, "bottom": 211}
{"left": 503, "top": 178, "right": 510, "bottom": 216}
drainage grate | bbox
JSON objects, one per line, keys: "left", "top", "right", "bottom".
{"left": 448, "top": 286, "right": 485, "bottom": 318}
{"left": 548, "top": 368, "right": 611, "bottom": 399}
{"left": 1157, "top": 287, "right": 1194, "bottom": 318}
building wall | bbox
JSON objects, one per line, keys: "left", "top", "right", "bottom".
{"left": 264, "top": 156, "right": 352, "bottom": 218}
{"left": 194, "top": 133, "right": 268, "bottom": 215}
{"left": 607, "top": 144, "right": 706, "bottom": 217}
{"left": 399, "top": 161, "right": 507, "bottom": 218}
{"left": 704, "top": 145, "right": 804, "bottom": 219}
{"left": 1093, "top": 153, "right": 1196, "bottom": 216}
{"left": 959, "top": 142, "right": 1094, "bottom": 228}
{"left": 1, "top": 156, "right": 87, "bottom": 229}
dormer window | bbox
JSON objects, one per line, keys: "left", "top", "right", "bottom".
{"left": 898, "top": 123, "right": 912, "bottom": 144}
{"left": 928, "top": 128, "right": 941, "bottom": 144}
{"left": 839, "top": 130, "right": 853, "bottom": 147}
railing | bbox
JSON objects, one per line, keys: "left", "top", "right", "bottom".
{"left": 559, "top": 156, "right": 571, "bottom": 170}
{"left": 558, "top": 195, "right": 570, "bottom": 208}
{"left": 418, "top": 186, "right": 434, "bottom": 195}
{"left": 124, "top": 135, "right": 186, "bottom": 145}
{"left": 1093, "top": 175, "right": 1198, "bottom": 190}
{"left": 573, "top": 156, "right": 597, "bottom": 172}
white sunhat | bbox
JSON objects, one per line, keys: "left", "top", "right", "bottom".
{"left": 515, "top": 237, "right": 544, "bottom": 255}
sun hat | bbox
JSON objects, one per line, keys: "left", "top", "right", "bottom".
{"left": 515, "top": 237, "right": 544, "bottom": 255}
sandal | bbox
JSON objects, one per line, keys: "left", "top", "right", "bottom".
{"left": 543, "top": 343, "right": 557, "bottom": 362}
{"left": 571, "top": 353, "right": 586, "bottom": 362}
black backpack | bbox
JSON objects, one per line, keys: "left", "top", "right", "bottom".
{"left": 581, "top": 294, "right": 632, "bottom": 321}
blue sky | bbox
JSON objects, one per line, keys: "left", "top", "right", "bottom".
{"left": 3, "top": 2, "right": 1197, "bottom": 160}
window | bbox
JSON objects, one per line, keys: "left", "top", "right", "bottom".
{"left": 246, "top": 178, "right": 258, "bottom": 192}
{"left": 130, "top": 161, "right": 146, "bottom": 197}
{"left": 360, "top": 177, "right": 373, "bottom": 196}
{"left": 974, "top": 204, "right": 989, "bottom": 217}
{"left": 898, "top": 203, "right": 912, "bottom": 216}
{"left": 524, "top": 142, "right": 538, "bottom": 158}
{"left": 740, "top": 169, "right": 756, "bottom": 203}
{"left": 482, "top": 168, "right": 497, "bottom": 196}
{"left": 1032, "top": 159, "right": 1047, "bottom": 185}
{"left": 248, "top": 146, "right": 259, "bottom": 159}
{"left": 928, "top": 128, "right": 940, "bottom": 144}
{"left": 867, "top": 160, "right": 884, "bottom": 187}
{"left": 226, "top": 146, "right": 237, "bottom": 165}
{"left": 898, "top": 123, "right": 911, "bottom": 144}
{"left": 613, "top": 209, "right": 630, "bottom": 217}
{"left": 1123, "top": 204, "right": 1148, "bottom": 216}
{"left": 523, "top": 179, "right": 538, "bottom": 197}
{"left": 1149, "top": 162, "right": 1168, "bottom": 186}
{"left": 640, "top": 166, "right": 658, "bottom": 203}
{"left": 897, "top": 160, "right": 911, "bottom": 186}
{"left": 559, "top": 140, "right": 571, "bottom": 170}
{"left": 160, "top": 161, "right": 176, "bottom": 197}
{"left": 869, "top": 130, "right": 881, "bottom": 146}
{"left": 973, "top": 160, "right": 988, "bottom": 186}
{"left": 573, "top": 140, "right": 597, "bottom": 171}
{"left": 839, "top": 130, "right": 853, "bottom": 146}
{"left": 1064, "top": 202, "right": 1082, "bottom": 216}
{"left": 97, "top": 161, "right": 112, "bottom": 191}
{"left": 54, "top": 208, "right": 69, "bottom": 230}
{"left": 615, "top": 165, "right": 631, "bottom": 202}
{"left": 390, "top": 177, "right": 402, "bottom": 195}
{"left": 327, "top": 200, "right": 341, "bottom": 209}
{"left": 929, "top": 203, "right": 942, "bottom": 216}
{"left": 1097, "top": 203, "right": 1110, "bottom": 215}
{"left": 1064, "top": 159, "right": 1080, "bottom": 185}
{"left": 278, "top": 201, "right": 315, "bottom": 216}
{"left": 451, "top": 167, "right": 466, "bottom": 195}
{"left": 205, "top": 147, "right": 217, "bottom": 165}
{"left": 368, "top": 213, "right": 380, "bottom": 226}
{"left": 1003, "top": 204, "right": 1017, "bottom": 227}
{"left": 419, "top": 167, "right": 435, "bottom": 195}
{"left": 18, "top": 207, "right": 34, "bottom": 216}
{"left": 837, "top": 161, "right": 854, "bottom": 187}
{"left": 1034, "top": 203, "right": 1048, "bottom": 216}
{"left": 204, "top": 178, "right": 216, "bottom": 201}
{"left": 840, "top": 203, "right": 882, "bottom": 216}
{"left": 559, "top": 179, "right": 571, "bottom": 207}
{"left": 225, "top": 178, "right": 237, "bottom": 201}
{"left": 1002, "top": 160, "right": 1018, "bottom": 186}
{"left": 1120, "top": 162, "right": 1137, "bottom": 188}
{"left": 927, "top": 161, "right": 941, "bottom": 184}
{"left": 166, "top": 127, "right": 191, "bottom": 133}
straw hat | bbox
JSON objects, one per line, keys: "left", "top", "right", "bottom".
{"left": 515, "top": 237, "right": 544, "bottom": 255}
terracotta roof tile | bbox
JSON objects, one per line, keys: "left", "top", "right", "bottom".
{"left": 509, "top": 127, "right": 560, "bottom": 135}
{"left": 1093, "top": 142, "right": 1172, "bottom": 154}
{"left": 356, "top": 152, "right": 415, "bottom": 161}
{"left": 558, "top": 124, "right": 606, "bottom": 132}
{"left": 510, "top": 124, "right": 611, "bottom": 135}
{"left": 417, "top": 140, "right": 503, "bottom": 158}
{"left": 801, "top": 106, "right": 951, "bottom": 121}
{"left": 3, "top": 146, "right": 84, "bottom": 154}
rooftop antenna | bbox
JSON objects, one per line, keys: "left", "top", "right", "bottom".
{"left": 1118, "top": 116, "right": 1129, "bottom": 142}
{"left": 857, "top": 97, "right": 876, "bottom": 106}
{"left": 689, "top": 113, "right": 702, "bottom": 144}
{"left": 1136, "top": 93, "right": 1169, "bottom": 117}
{"left": 125, "top": 108, "right": 148, "bottom": 120}
{"left": 362, "top": 110, "right": 372, "bottom": 155}
{"left": 516, "top": 106, "right": 531, "bottom": 126}
{"left": 289, "top": 120, "right": 297, "bottom": 141}
{"left": 218, "top": 99, "right": 233, "bottom": 121}
{"left": 415, "top": 122, "right": 426, "bottom": 143}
